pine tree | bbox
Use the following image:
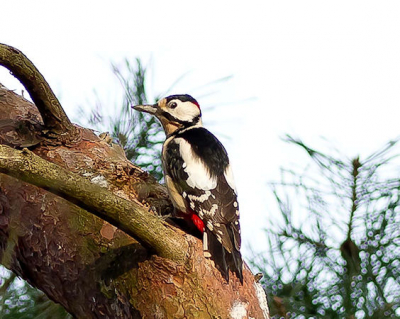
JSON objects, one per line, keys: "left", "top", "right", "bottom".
{"left": 252, "top": 135, "right": 400, "bottom": 318}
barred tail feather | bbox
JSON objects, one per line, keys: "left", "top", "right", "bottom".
{"left": 206, "top": 228, "right": 243, "bottom": 284}
{"left": 226, "top": 225, "right": 243, "bottom": 283}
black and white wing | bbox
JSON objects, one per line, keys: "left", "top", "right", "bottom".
{"left": 163, "top": 127, "right": 243, "bottom": 282}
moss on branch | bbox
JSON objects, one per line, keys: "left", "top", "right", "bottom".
{"left": 0, "top": 145, "right": 188, "bottom": 262}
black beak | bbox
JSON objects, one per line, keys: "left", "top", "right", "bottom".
{"left": 132, "top": 104, "right": 158, "bottom": 114}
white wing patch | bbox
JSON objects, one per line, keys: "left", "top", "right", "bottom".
{"left": 203, "top": 204, "right": 218, "bottom": 217}
{"left": 188, "top": 190, "right": 214, "bottom": 203}
{"left": 177, "top": 138, "right": 217, "bottom": 190}
{"left": 224, "top": 164, "right": 237, "bottom": 194}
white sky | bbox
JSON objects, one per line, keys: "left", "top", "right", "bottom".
{"left": 1, "top": 1, "right": 400, "bottom": 259}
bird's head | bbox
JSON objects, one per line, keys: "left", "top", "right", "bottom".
{"left": 132, "top": 94, "right": 202, "bottom": 135}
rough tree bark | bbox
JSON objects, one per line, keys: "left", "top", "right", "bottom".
{"left": 0, "top": 44, "right": 269, "bottom": 319}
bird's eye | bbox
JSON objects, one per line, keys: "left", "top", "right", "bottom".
{"left": 169, "top": 102, "right": 178, "bottom": 109}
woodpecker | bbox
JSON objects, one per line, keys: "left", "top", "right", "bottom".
{"left": 133, "top": 94, "right": 243, "bottom": 283}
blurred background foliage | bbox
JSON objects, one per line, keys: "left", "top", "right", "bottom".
{"left": 77, "top": 58, "right": 165, "bottom": 181}
{"left": 1, "top": 59, "right": 400, "bottom": 318}
{"left": 251, "top": 136, "right": 400, "bottom": 318}
{"left": 0, "top": 269, "right": 71, "bottom": 319}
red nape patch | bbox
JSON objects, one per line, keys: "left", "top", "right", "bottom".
{"left": 193, "top": 101, "right": 200, "bottom": 109}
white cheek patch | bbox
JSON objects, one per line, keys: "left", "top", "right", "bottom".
{"left": 224, "top": 164, "right": 237, "bottom": 194}
{"left": 170, "top": 100, "right": 200, "bottom": 122}
{"left": 177, "top": 138, "right": 217, "bottom": 190}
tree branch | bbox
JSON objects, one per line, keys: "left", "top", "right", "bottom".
{"left": 0, "top": 144, "right": 188, "bottom": 262}
{"left": 0, "top": 43, "right": 76, "bottom": 135}
{"left": 0, "top": 47, "right": 270, "bottom": 318}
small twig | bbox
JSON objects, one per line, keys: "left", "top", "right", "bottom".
{"left": 348, "top": 157, "right": 361, "bottom": 239}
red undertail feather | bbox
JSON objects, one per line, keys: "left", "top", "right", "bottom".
{"left": 189, "top": 211, "right": 205, "bottom": 233}
{"left": 178, "top": 209, "right": 205, "bottom": 233}
{"left": 178, "top": 209, "right": 243, "bottom": 283}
